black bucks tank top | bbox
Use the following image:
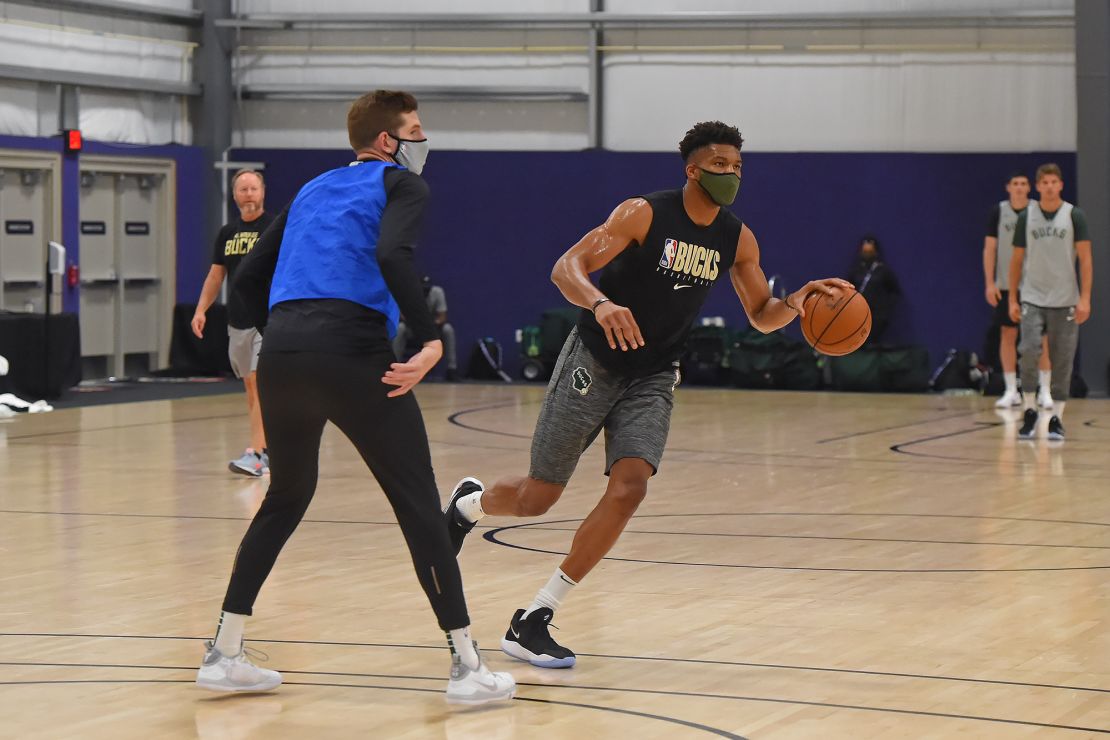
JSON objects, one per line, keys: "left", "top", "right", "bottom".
{"left": 576, "top": 189, "right": 743, "bottom": 377}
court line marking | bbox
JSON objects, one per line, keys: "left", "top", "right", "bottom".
{"left": 1, "top": 399, "right": 473, "bottom": 445}
{"left": 2, "top": 634, "right": 1105, "bottom": 697}
{"left": 483, "top": 513, "right": 1110, "bottom": 573}
{"left": 0, "top": 677, "right": 742, "bottom": 738}
{"left": 3, "top": 507, "right": 1106, "bottom": 573}
{"left": 444, "top": 399, "right": 1110, "bottom": 474}
{"left": 518, "top": 525, "right": 1110, "bottom": 550}
{"left": 889, "top": 420, "right": 1106, "bottom": 464}
{"left": 815, "top": 410, "right": 983, "bottom": 443}
{"left": 2, "top": 667, "right": 1105, "bottom": 735}
{"left": 0, "top": 509, "right": 399, "bottom": 527}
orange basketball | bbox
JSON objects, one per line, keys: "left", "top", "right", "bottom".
{"left": 800, "top": 287, "right": 871, "bottom": 356}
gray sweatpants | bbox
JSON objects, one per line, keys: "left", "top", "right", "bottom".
{"left": 1019, "top": 303, "right": 1077, "bottom": 401}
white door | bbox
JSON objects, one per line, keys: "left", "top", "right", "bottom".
{"left": 79, "top": 159, "right": 175, "bottom": 378}
{"left": 0, "top": 161, "right": 58, "bottom": 313}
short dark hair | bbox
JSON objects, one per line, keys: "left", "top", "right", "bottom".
{"left": 1007, "top": 171, "right": 1029, "bottom": 183}
{"left": 678, "top": 121, "right": 744, "bottom": 162}
{"left": 347, "top": 90, "right": 418, "bottom": 151}
{"left": 1036, "top": 162, "right": 1063, "bottom": 181}
{"left": 859, "top": 234, "right": 882, "bottom": 254}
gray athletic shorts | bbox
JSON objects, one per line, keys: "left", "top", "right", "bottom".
{"left": 228, "top": 326, "right": 262, "bottom": 379}
{"left": 529, "top": 327, "right": 680, "bottom": 486}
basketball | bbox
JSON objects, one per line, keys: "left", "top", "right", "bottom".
{"left": 800, "top": 287, "right": 871, "bottom": 356}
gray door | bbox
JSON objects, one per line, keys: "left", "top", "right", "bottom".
{"left": 0, "top": 167, "right": 52, "bottom": 313}
{"left": 79, "top": 169, "right": 168, "bottom": 378}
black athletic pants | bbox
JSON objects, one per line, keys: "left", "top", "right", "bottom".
{"left": 221, "top": 349, "right": 469, "bottom": 631}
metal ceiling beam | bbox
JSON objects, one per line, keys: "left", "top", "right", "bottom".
{"left": 8, "top": 0, "right": 203, "bottom": 25}
{"left": 215, "top": 9, "right": 1074, "bottom": 32}
{"left": 587, "top": 0, "right": 603, "bottom": 149}
{"left": 240, "top": 84, "right": 587, "bottom": 103}
{"left": 0, "top": 64, "right": 201, "bottom": 96}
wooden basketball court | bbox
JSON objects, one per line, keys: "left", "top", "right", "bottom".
{"left": 2, "top": 385, "right": 1107, "bottom": 738}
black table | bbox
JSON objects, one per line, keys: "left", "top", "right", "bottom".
{"left": 0, "top": 311, "right": 82, "bottom": 399}
{"left": 169, "top": 303, "right": 233, "bottom": 376}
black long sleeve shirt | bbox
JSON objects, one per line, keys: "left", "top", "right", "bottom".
{"left": 232, "top": 166, "right": 437, "bottom": 354}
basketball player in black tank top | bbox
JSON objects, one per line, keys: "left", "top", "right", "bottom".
{"left": 446, "top": 122, "right": 850, "bottom": 668}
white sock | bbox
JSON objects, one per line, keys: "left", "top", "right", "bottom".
{"left": 447, "top": 626, "right": 480, "bottom": 670}
{"left": 523, "top": 568, "right": 577, "bottom": 618}
{"left": 1039, "top": 369, "right": 1051, "bottom": 390}
{"left": 455, "top": 491, "right": 486, "bottom": 523}
{"left": 1053, "top": 401, "right": 1065, "bottom": 419}
{"left": 1003, "top": 372, "right": 1017, "bottom": 394}
{"left": 214, "top": 611, "right": 247, "bottom": 655}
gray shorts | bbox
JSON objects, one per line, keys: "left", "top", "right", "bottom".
{"left": 529, "top": 327, "right": 680, "bottom": 486}
{"left": 228, "top": 326, "right": 262, "bottom": 379}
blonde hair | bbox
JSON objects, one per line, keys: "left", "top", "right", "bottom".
{"left": 1035, "top": 163, "right": 1062, "bottom": 182}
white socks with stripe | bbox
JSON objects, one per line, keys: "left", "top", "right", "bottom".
{"left": 523, "top": 568, "right": 578, "bottom": 618}
{"left": 447, "top": 626, "right": 481, "bottom": 670}
{"left": 455, "top": 491, "right": 486, "bottom": 523}
{"left": 214, "top": 611, "right": 247, "bottom": 655}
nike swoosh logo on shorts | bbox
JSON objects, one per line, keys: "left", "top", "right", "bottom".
{"left": 673, "top": 283, "right": 693, "bottom": 290}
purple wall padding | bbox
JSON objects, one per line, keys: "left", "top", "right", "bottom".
{"left": 231, "top": 147, "right": 1076, "bottom": 375}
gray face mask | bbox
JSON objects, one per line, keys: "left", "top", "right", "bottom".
{"left": 388, "top": 133, "right": 430, "bottom": 175}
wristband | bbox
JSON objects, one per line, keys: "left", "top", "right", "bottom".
{"left": 590, "top": 297, "right": 611, "bottom": 314}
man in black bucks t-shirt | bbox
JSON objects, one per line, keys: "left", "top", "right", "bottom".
{"left": 443, "top": 121, "right": 849, "bottom": 668}
{"left": 191, "top": 170, "right": 276, "bottom": 476}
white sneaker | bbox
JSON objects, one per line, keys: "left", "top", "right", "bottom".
{"left": 229, "top": 449, "right": 264, "bottom": 477}
{"left": 1037, "top": 387, "right": 1054, "bottom": 409}
{"left": 446, "top": 644, "right": 515, "bottom": 706}
{"left": 994, "top": 390, "right": 1022, "bottom": 408}
{"left": 197, "top": 640, "right": 282, "bottom": 693}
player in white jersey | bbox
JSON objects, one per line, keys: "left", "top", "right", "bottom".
{"left": 1007, "top": 163, "right": 1094, "bottom": 441}
{"left": 983, "top": 172, "right": 1051, "bottom": 408}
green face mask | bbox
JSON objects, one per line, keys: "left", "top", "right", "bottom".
{"left": 696, "top": 168, "right": 740, "bottom": 206}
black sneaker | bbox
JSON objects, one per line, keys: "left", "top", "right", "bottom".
{"left": 500, "top": 607, "right": 576, "bottom": 669}
{"left": 1047, "top": 415, "right": 1065, "bottom": 441}
{"left": 444, "top": 477, "right": 482, "bottom": 555}
{"left": 1017, "top": 408, "right": 1038, "bottom": 440}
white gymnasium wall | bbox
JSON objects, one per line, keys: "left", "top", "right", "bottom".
{"left": 233, "top": 25, "right": 591, "bottom": 149}
{"left": 599, "top": 0, "right": 1075, "bottom": 151}
{"left": 232, "top": 0, "right": 595, "bottom": 148}
{"left": 606, "top": 0, "right": 1072, "bottom": 12}
{"left": 232, "top": 0, "right": 1076, "bottom": 152}
{"left": 235, "top": 0, "right": 590, "bottom": 13}
{"left": 0, "top": 0, "right": 1077, "bottom": 151}
{"left": 0, "top": 1, "right": 194, "bottom": 144}
{"left": 239, "top": 98, "right": 588, "bottom": 151}
{"left": 603, "top": 51, "right": 1075, "bottom": 152}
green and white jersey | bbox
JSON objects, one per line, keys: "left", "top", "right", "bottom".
{"left": 995, "top": 200, "right": 1023, "bottom": 290}
{"left": 1017, "top": 201, "right": 1083, "bottom": 308}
